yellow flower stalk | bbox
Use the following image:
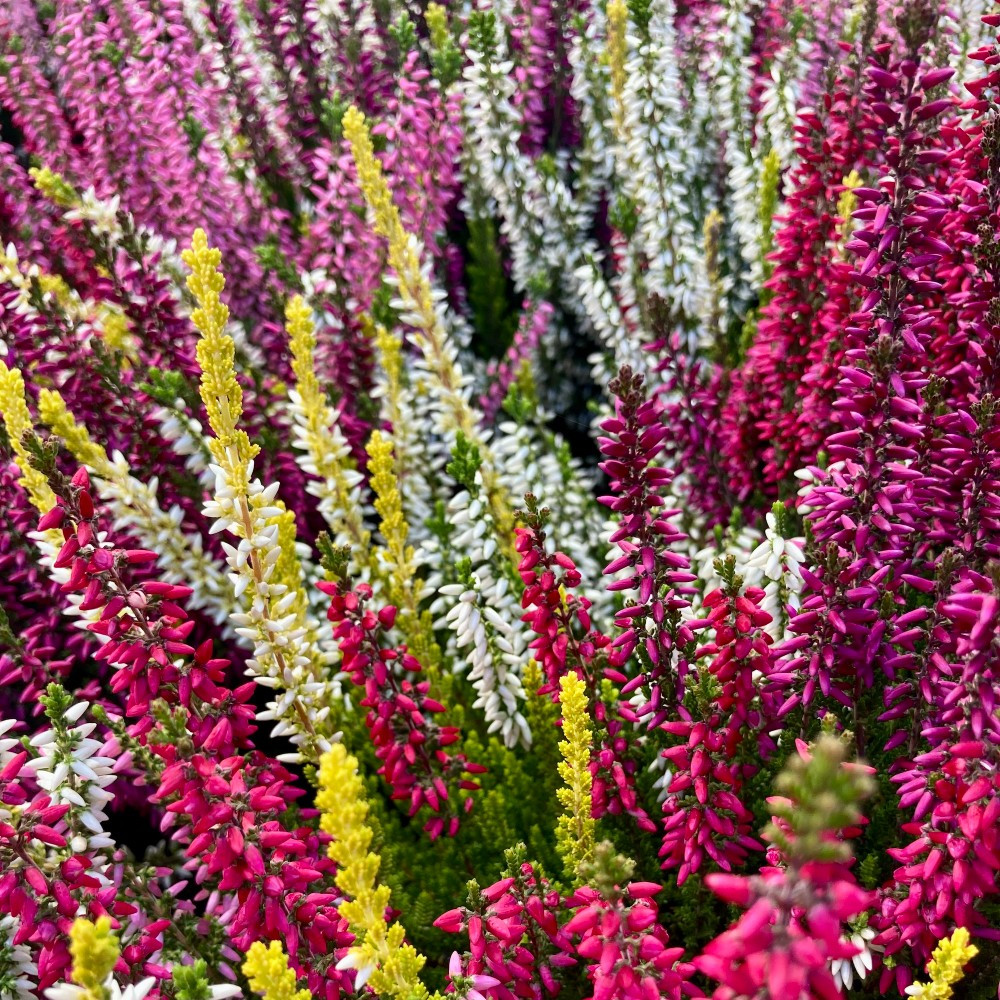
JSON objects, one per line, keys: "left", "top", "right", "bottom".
{"left": 556, "top": 672, "right": 596, "bottom": 883}
{"left": 29, "top": 166, "right": 79, "bottom": 209}
{"left": 317, "top": 743, "right": 431, "bottom": 998}
{"left": 372, "top": 318, "right": 405, "bottom": 432}
{"left": 68, "top": 915, "right": 119, "bottom": 1000}
{"left": 243, "top": 940, "right": 311, "bottom": 1000}
{"left": 605, "top": 0, "right": 628, "bottom": 136}
{"left": 184, "top": 229, "right": 333, "bottom": 762}
{"left": 758, "top": 148, "right": 782, "bottom": 287}
{"left": 284, "top": 294, "right": 370, "bottom": 564}
{"left": 343, "top": 106, "right": 511, "bottom": 540}
{"left": 906, "top": 927, "right": 978, "bottom": 1000}
{"left": 837, "top": 170, "right": 863, "bottom": 251}
{"left": 367, "top": 430, "right": 441, "bottom": 671}
{"left": 0, "top": 365, "right": 57, "bottom": 515}
{"left": 37, "top": 389, "right": 107, "bottom": 471}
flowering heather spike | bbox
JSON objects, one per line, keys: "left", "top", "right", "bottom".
{"left": 317, "top": 742, "right": 432, "bottom": 998}
{"left": 599, "top": 366, "right": 697, "bottom": 724}
{"left": 555, "top": 673, "right": 595, "bottom": 882}
{"left": 695, "top": 735, "right": 875, "bottom": 999}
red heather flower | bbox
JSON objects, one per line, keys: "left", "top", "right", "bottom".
{"left": 721, "top": 21, "right": 881, "bottom": 502}
{"left": 564, "top": 882, "right": 701, "bottom": 1000}
{"left": 320, "top": 580, "right": 483, "bottom": 838}
{"left": 695, "top": 737, "right": 875, "bottom": 1000}
{"left": 599, "top": 366, "right": 698, "bottom": 726}
{"left": 660, "top": 578, "right": 779, "bottom": 884}
{"left": 515, "top": 502, "right": 655, "bottom": 833}
{"left": 435, "top": 861, "right": 575, "bottom": 999}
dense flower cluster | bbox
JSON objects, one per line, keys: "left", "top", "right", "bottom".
{"left": 1, "top": 0, "right": 1000, "bottom": 999}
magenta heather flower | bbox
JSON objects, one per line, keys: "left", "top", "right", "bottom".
{"left": 599, "top": 366, "right": 698, "bottom": 725}
{"left": 695, "top": 736, "right": 875, "bottom": 1000}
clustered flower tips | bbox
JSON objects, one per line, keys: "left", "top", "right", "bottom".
{"left": 4, "top": 0, "right": 1000, "bottom": 997}
{"left": 904, "top": 927, "right": 978, "bottom": 1000}
{"left": 242, "top": 940, "right": 311, "bottom": 1000}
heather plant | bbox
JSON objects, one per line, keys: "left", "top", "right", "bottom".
{"left": 0, "top": 1, "right": 999, "bottom": 999}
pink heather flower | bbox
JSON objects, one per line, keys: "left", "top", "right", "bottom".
{"left": 564, "top": 883, "right": 702, "bottom": 1000}
{"left": 436, "top": 861, "right": 576, "bottom": 999}
{"left": 515, "top": 502, "right": 654, "bottom": 833}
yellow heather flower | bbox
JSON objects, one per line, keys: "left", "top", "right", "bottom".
{"left": 837, "top": 170, "right": 863, "bottom": 250}
{"left": 69, "top": 916, "right": 119, "bottom": 1000}
{"left": 183, "top": 228, "right": 255, "bottom": 467}
{"left": 758, "top": 149, "right": 782, "bottom": 284}
{"left": 37, "top": 389, "right": 109, "bottom": 472}
{"left": 556, "top": 672, "right": 595, "bottom": 883}
{"left": 184, "top": 230, "right": 329, "bottom": 761}
{"left": 242, "top": 940, "right": 310, "bottom": 1000}
{"left": 367, "top": 430, "right": 441, "bottom": 670}
{"left": 29, "top": 166, "right": 79, "bottom": 209}
{"left": 906, "top": 927, "right": 978, "bottom": 1000}
{"left": 605, "top": 0, "right": 628, "bottom": 135}
{"left": 0, "top": 365, "right": 57, "bottom": 514}
{"left": 285, "top": 294, "right": 369, "bottom": 556}
{"left": 98, "top": 307, "right": 138, "bottom": 362}
{"left": 317, "top": 744, "right": 430, "bottom": 998}
{"left": 373, "top": 318, "right": 405, "bottom": 431}
{"left": 343, "top": 106, "right": 511, "bottom": 540}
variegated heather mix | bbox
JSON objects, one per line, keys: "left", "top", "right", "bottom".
{"left": 0, "top": 1, "right": 999, "bottom": 999}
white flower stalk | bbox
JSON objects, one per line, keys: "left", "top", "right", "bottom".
{"left": 706, "top": 0, "right": 763, "bottom": 291}
{"left": 441, "top": 580, "right": 530, "bottom": 749}
{"left": 608, "top": 0, "right": 709, "bottom": 336}
{"left": 153, "top": 404, "right": 215, "bottom": 489}
{"left": 743, "top": 506, "right": 805, "bottom": 641}
{"left": 37, "top": 389, "right": 233, "bottom": 625}
{"left": 688, "top": 521, "right": 763, "bottom": 612}
{"left": 568, "top": 10, "right": 616, "bottom": 230}
{"left": 463, "top": 19, "right": 642, "bottom": 380}
{"left": 434, "top": 472, "right": 531, "bottom": 748}
{"left": 28, "top": 700, "right": 116, "bottom": 855}
{"left": 0, "top": 916, "right": 37, "bottom": 1000}
{"left": 205, "top": 464, "right": 335, "bottom": 761}
{"left": 494, "top": 412, "right": 613, "bottom": 623}
{"left": 756, "top": 18, "right": 811, "bottom": 170}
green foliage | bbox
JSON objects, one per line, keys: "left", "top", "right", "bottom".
{"left": 446, "top": 432, "right": 482, "bottom": 491}
{"left": 465, "top": 216, "right": 518, "bottom": 360}
{"left": 426, "top": 4, "right": 463, "bottom": 88}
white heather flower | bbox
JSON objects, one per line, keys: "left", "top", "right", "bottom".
{"left": 28, "top": 705, "right": 116, "bottom": 852}
{"left": 205, "top": 462, "right": 337, "bottom": 761}
{"left": 441, "top": 582, "right": 529, "bottom": 749}
{"left": 744, "top": 512, "right": 805, "bottom": 642}
{"left": 0, "top": 916, "right": 37, "bottom": 1000}
{"left": 831, "top": 924, "right": 880, "bottom": 992}
{"left": 45, "top": 975, "right": 157, "bottom": 1000}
